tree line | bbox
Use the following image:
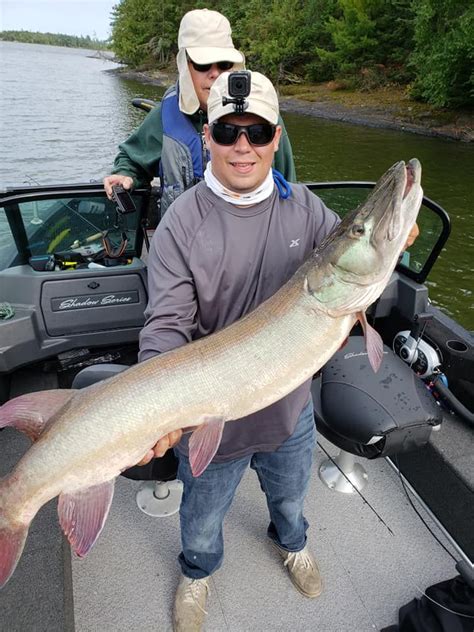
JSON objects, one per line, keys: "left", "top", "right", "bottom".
{"left": 109, "top": 0, "right": 473, "bottom": 109}
{"left": 0, "top": 30, "right": 108, "bottom": 50}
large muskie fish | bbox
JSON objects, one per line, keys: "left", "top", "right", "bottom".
{"left": 0, "top": 159, "right": 423, "bottom": 587}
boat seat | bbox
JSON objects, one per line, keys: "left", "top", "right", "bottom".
{"left": 312, "top": 336, "right": 443, "bottom": 492}
{"left": 72, "top": 364, "right": 182, "bottom": 516}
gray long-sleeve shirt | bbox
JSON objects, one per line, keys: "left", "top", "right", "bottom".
{"left": 139, "top": 180, "right": 339, "bottom": 461}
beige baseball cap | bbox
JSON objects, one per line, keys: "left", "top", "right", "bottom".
{"left": 207, "top": 71, "right": 279, "bottom": 125}
{"left": 178, "top": 9, "right": 244, "bottom": 65}
{"left": 177, "top": 9, "right": 245, "bottom": 114}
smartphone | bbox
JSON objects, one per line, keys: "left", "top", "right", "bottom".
{"left": 111, "top": 185, "right": 137, "bottom": 214}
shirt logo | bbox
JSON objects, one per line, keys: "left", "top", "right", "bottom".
{"left": 289, "top": 239, "right": 300, "bottom": 248}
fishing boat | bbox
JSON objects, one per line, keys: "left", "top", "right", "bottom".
{"left": 0, "top": 135, "right": 472, "bottom": 630}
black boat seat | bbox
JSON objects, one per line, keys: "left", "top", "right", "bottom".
{"left": 312, "top": 336, "right": 443, "bottom": 492}
{"left": 313, "top": 336, "right": 443, "bottom": 458}
{"left": 71, "top": 364, "right": 178, "bottom": 484}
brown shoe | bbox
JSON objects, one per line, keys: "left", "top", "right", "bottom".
{"left": 172, "top": 575, "right": 210, "bottom": 632}
{"left": 273, "top": 543, "right": 322, "bottom": 598}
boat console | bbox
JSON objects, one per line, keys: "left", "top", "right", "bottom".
{"left": 0, "top": 185, "right": 151, "bottom": 375}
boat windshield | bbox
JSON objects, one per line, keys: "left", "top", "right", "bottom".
{"left": 0, "top": 189, "right": 147, "bottom": 271}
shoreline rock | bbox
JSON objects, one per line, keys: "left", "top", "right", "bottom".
{"left": 111, "top": 67, "right": 473, "bottom": 143}
{"left": 279, "top": 97, "right": 473, "bottom": 142}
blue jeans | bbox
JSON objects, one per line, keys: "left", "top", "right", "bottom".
{"left": 176, "top": 399, "right": 316, "bottom": 579}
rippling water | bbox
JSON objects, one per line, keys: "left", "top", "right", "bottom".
{"left": 0, "top": 41, "right": 139, "bottom": 185}
{"left": 0, "top": 41, "right": 473, "bottom": 329}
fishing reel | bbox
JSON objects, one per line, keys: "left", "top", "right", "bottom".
{"left": 393, "top": 313, "right": 442, "bottom": 378}
{"left": 394, "top": 315, "right": 474, "bottom": 425}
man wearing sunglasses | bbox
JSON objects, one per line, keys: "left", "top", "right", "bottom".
{"left": 103, "top": 8, "right": 296, "bottom": 216}
{"left": 138, "top": 70, "right": 340, "bottom": 632}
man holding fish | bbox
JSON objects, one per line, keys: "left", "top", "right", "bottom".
{"left": 138, "top": 70, "right": 340, "bottom": 631}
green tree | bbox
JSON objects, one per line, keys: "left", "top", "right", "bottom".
{"left": 232, "top": 0, "right": 306, "bottom": 82}
{"left": 111, "top": 0, "right": 158, "bottom": 66}
{"left": 0, "top": 30, "right": 108, "bottom": 49}
{"left": 410, "top": 0, "right": 474, "bottom": 108}
{"left": 298, "top": 0, "right": 339, "bottom": 82}
{"left": 313, "top": 0, "right": 414, "bottom": 86}
{"left": 110, "top": 0, "right": 209, "bottom": 67}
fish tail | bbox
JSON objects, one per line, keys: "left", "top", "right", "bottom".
{"left": 0, "top": 489, "right": 29, "bottom": 588}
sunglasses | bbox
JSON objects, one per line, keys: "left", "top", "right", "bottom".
{"left": 189, "top": 59, "right": 234, "bottom": 73}
{"left": 211, "top": 122, "right": 276, "bottom": 146}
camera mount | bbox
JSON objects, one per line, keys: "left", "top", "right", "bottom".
{"left": 222, "top": 96, "right": 249, "bottom": 114}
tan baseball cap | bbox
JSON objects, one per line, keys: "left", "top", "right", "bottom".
{"left": 207, "top": 71, "right": 279, "bottom": 125}
{"left": 178, "top": 9, "right": 244, "bottom": 65}
{"left": 177, "top": 9, "right": 245, "bottom": 115}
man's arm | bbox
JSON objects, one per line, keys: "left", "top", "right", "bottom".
{"left": 136, "top": 205, "right": 198, "bottom": 463}
{"left": 104, "top": 106, "right": 164, "bottom": 196}
{"left": 138, "top": 206, "right": 198, "bottom": 362}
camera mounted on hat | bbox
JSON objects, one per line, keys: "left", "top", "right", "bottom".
{"left": 222, "top": 71, "right": 250, "bottom": 114}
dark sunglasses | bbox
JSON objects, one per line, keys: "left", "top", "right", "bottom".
{"left": 211, "top": 122, "right": 276, "bottom": 146}
{"left": 189, "top": 59, "right": 234, "bottom": 73}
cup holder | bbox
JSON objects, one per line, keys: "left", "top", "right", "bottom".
{"left": 446, "top": 339, "right": 469, "bottom": 353}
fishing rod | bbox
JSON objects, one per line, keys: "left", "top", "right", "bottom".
{"left": 23, "top": 174, "right": 104, "bottom": 238}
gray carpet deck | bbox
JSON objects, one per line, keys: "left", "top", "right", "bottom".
{"left": 70, "top": 438, "right": 457, "bottom": 632}
{"left": 0, "top": 429, "right": 74, "bottom": 632}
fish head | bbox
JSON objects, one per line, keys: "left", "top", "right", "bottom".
{"left": 307, "top": 159, "right": 423, "bottom": 316}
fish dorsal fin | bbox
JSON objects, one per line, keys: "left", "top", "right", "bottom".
{"left": 0, "top": 389, "right": 76, "bottom": 441}
{"left": 358, "top": 311, "right": 384, "bottom": 372}
{"left": 188, "top": 415, "right": 226, "bottom": 477}
{"left": 58, "top": 479, "right": 115, "bottom": 557}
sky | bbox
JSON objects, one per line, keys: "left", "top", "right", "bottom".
{"left": 0, "top": 0, "right": 117, "bottom": 40}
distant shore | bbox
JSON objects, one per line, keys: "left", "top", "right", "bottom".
{"left": 112, "top": 67, "right": 473, "bottom": 143}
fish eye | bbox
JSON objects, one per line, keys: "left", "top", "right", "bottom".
{"left": 352, "top": 224, "right": 365, "bottom": 236}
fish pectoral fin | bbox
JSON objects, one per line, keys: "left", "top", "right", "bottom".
{"left": 58, "top": 479, "right": 115, "bottom": 558}
{"left": 0, "top": 389, "right": 76, "bottom": 441}
{"left": 358, "top": 311, "right": 384, "bottom": 372}
{"left": 188, "top": 415, "right": 226, "bottom": 477}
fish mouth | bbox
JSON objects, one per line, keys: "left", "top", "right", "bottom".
{"left": 403, "top": 163, "right": 414, "bottom": 198}
{"left": 403, "top": 158, "right": 420, "bottom": 199}
{"left": 370, "top": 158, "right": 421, "bottom": 244}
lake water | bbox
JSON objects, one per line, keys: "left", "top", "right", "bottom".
{"left": 1, "top": 41, "right": 473, "bottom": 329}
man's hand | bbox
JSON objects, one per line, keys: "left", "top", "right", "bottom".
{"left": 103, "top": 174, "right": 134, "bottom": 200}
{"left": 136, "top": 429, "right": 183, "bottom": 466}
{"left": 404, "top": 223, "right": 420, "bottom": 250}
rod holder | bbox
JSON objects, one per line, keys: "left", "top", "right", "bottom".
{"left": 319, "top": 449, "right": 368, "bottom": 493}
{"left": 135, "top": 479, "right": 183, "bottom": 517}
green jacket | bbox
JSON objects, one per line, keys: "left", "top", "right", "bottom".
{"left": 112, "top": 104, "right": 297, "bottom": 188}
